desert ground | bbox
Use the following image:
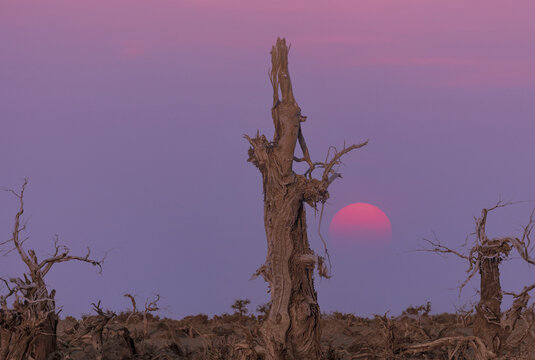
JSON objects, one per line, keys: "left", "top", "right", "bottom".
{"left": 55, "top": 301, "right": 535, "bottom": 359}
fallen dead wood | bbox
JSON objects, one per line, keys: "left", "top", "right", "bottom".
{"left": 404, "top": 336, "right": 497, "bottom": 360}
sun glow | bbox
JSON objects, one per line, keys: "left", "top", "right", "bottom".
{"left": 329, "top": 203, "right": 392, "bottom": 248}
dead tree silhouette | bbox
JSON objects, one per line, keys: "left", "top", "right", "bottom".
{"left": 424, "top": 202, "right": 535, "bottom": 357}
{"left": 245, "top": 38, "right": 368, "bottom": 360}
{"left": 0, "top": 179, "right": 103, "bottom": 360}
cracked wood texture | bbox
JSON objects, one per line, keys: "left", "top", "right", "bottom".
{"left": 472, "top": 209, "right": 512, "bottom": 355}
{"left": 246, "top": 38, "right": 327, "bottom": 360}
{"left": 473, "top": 238, "right": 511, "bottom": 355}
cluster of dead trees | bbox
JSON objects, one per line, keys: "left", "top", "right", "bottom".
{"left": 244, "top": 38, "right": 535, "bottom": 359}
{"left": 3, "top": 38, "right": 534, "bottom": 360}
{"left": 344, "top": 203, "right": 535, "bottom": 359}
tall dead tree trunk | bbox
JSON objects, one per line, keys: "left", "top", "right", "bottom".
{"left": 246, "top": 38, "right": 367, "bottom": 360}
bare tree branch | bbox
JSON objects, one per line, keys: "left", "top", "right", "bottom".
{"left": 124, "top": 293, "right": 138, "bottom": 313}
{"left": 321, "top": 141, "right": 369, "bottom": 183}
{"left": 40, "top": 245, "right": 103, "bottom": 276}
{"left": 9, "top": 178, "right": 34, "bottom": 271}
{"left": 422, "top": 236, "right": 470, "bottom": 261}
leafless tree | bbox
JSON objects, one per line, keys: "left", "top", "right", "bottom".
{"left": 142, "top": 294, "right": 160, "bottom": 337}
{"left": 123, "top": 292, "right": 160, "bottom": 337}
{"left": 0, "top": 179, "right": 103, "bottom": 360}
{"left": 245, "top": 38, "right": 368, "bottom": 359}
{"left": 86, "top": 301, "right": 116, "bottom": 360}
{"left": 423, "top": 202, "right": 535, "bottom": 356}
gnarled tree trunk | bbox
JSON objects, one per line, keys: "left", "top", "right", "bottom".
{"left": 471, "top": 208, "right": 513, "bottom": 355}
{"left": 473, "top": 240, "right": 508, "bottom": 354}
{"left": 246, "top": 38, "right": 367, "bottom": 360}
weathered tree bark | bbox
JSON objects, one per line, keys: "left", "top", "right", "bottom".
{"left": 0, "top": 259, "right": 60, "bottom": 360}
{"left": 27, "top": 284, "right": 59, "bottom": 359}
{"left": 473, "top": 239, "right": 509, "bottom": 354}
{"left": 246, "top": 38, "right": 367, "bottom": 360}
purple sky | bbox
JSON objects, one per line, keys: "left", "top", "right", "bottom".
{"left": 2, "top": 0, "right": 535, "bottom": 318}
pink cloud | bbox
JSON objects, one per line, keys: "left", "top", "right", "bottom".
{"left": 372, "top": 57, "right": 478, "bottom": 67}
{"left": 119, "top": 40, "right": 145, "bottom": 59}
{"left": 4, "top": 0, "right": 535, "bottom": 89}
{"left": 444, "top": 62, "right": 535, "bottom": 87}
{"left": 295, "top": 34, "right": 392, "bottom": 46}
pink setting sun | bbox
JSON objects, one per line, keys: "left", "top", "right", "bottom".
{"left": 329, "top": 203, "right": 392, "bottom": 249}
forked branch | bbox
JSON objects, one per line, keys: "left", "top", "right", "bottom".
{"left": 321, "top": 141, "right": 369, "bottom": 183}
{"left": 2, "top": 179, "right": 104, "bottom": 302}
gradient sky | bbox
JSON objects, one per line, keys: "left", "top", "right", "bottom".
{"left": 2, "top": 0, "right": 535, "bottom": 318}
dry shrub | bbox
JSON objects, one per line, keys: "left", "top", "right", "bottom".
{"left": 255, "top": 301, "right": 271, "bottom": 323}
{"left": 327, "top": 311, "right": 358, "bottom": 322}
{"left": 402, "top": 302, "right": 431, "bottom": 317}
{"left": 181, "top": 314, "right": 209, "bottom": 326}
{"left": 231, "top": 299, "right": 251, "bottom": 316}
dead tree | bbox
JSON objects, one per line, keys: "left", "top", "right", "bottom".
{"left": 87, "top": 301, "right": 116, "bottom": 360}
{"left": 123, "top": 293, "right": 160, "bottom": 337}
{"left": 0, "top": 179, "right": 103, "bottom": 360}
{"left": 61, "top": 300, "right": 125, "bottom": 360}
{"left": 424, "top": 202, "right": 535, "bottom": 356}
{"left": 142, "top": 294, "right": 160, "bottom": 337}
{"left": 245, "top": 38, "right": 368, "bottom": 359}
{"left": 124, "top": 293, "right": 138, "bottom": 323}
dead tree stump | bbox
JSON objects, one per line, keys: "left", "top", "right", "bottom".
{"left": 473, "top": 239, "right": 510, "bottom": 353}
